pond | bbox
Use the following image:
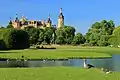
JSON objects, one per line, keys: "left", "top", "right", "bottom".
{"left": 0, "top": 54, "right": 120, "bottom": 72}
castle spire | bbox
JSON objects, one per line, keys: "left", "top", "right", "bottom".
{"left": 48, "top": 14, "right": 50, "bottom": 18}
{"left": 60, "top": 8, "right": 62, "bottom": 13}
{"left": 47, "top": 14, "right": 52, "bottom": 23}
{"left": 15, "top": 13, "right": 19, "bottom": 22}
{"left": 58, "top": 8, "right": 64, "bottom": 28}
{"left": 46, "top": 14, "right": 52, "bottom": 27}
{"left": 9, "top": 17, "right": 12, "bottom": 21}
{"left": 16, "top": 13, "right": 18, "bottom": 18}
{"left": 9, "top": 17, "right": 12, "bottom": 24}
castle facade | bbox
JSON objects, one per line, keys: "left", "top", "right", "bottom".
{"left": 10, "top": 8, "right": 64, "bottom": 29}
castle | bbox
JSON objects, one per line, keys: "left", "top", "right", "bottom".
{"left": 10, "top": 8, "right": 64, "bottom": 29}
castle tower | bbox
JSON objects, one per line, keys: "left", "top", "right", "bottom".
{"left": 12, "top": 13, "right": 20, "bottom": 29}
{"left": 20, "top": 16, "right": 26, "bottom": 24}
{"left": 58, "top": 8, "right": 64, "bottom": 28}
{"left": 46, "top": 14, "right": 52, "bottom": 27}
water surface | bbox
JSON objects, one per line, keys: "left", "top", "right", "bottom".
{"left": 0, "top": 54, "right": 120, "bottom": 72}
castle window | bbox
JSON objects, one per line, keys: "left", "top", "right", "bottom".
{"left": 29, "top": 22, "right": 31, "bottom": 24}
{"left": 34, "top": 21, "right": 36, "bottom": 24}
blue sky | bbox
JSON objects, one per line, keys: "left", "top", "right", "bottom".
{"left": 0, "top": 0, "right": 120, "bottom": 34}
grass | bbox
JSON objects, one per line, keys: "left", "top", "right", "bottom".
{"left": 0, "top": 46, "right": 120, "bottom": 59}
{"left": 0, "top": 46, "right": 120, "bottom": 80}
{"left": 0, "top": 48, "right": 111, "bottom": 59}
{"left": 0, "top": 67, "right": 120, "bottom": 80}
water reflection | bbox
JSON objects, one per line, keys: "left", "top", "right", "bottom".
{"left": 0, "top": 54, "right": 120, "bottom": 72}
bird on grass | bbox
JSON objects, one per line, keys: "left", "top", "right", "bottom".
{"left": 83, "top": 58, "right": 95, "bottom": 69}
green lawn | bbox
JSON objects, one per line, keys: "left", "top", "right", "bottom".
{"left": 0, "top": 67, "right": 120, "bottom": 80}
{"left": 0, "top": 48, "right": 112, "bottom": 59}
{"left": 0, "top": 46, "right": 120, "bottom": 80}
{"left": 0, "top": 46, "right": 120, "bottom": 59}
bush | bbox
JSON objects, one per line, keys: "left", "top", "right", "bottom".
{"left": 80, "top": 43, "right": 90, "bottom": 47}
{"left": 0, "top": 28, "right": 30, "bottom": 49}
{"left": 0, "top": 40, "right": 6, "bottom": 50}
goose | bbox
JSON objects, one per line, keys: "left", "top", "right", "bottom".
{"left": 101, "top": 68, "right": 112, "bottom": 74}
{"left": 83, "top": 59, "right": 95, "bottom": 69}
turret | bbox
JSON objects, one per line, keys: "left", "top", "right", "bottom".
{"left": 15, "top": 13, "right": 19, "bottom": 22}
{"left": 58, "top": 8, "right": 64, "bottom": 28}
{"left": 12, "top": 13, "right": 20, "bottom": 29}
{"left": 46, "top": 14, "right": 52, "bottom": 27}
{"left": 20, "top": 16, "right": 26, "bottom": 25}
{"left": 9, "top": 17, "right": 12, "bottom": 24}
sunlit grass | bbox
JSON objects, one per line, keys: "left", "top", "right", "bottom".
{"left": 0, "top": 46, "right": 119, "bottom": 59}
{"left": 0, "top": 67, "right": 120, "bottom": 80}
{"left": 0, "top": 49, "right": 111, "bottom": 59}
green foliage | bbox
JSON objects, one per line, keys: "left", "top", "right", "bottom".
{"left": 55, "top": 29, "right": 65, "bottom": 44}
{"left": 63, "top": 26, "right": 75, "bottom": 44}
{"left": 85, "top": 20, "right": 115, "bottom": 46}
{"left": 24, "top": 26, "right": 40, "bottom": 45}
{"left": 108, "top": 26, "right": 120, "bottom": 46}
{"left": 0, "top": 28, "right": 30, "bottom": 49}
{"left": 38, "top": 29, "right": 44, "bottom": 44}
{"left": 72, "top": 33, "right": 85, "bottom": 45}
{"left": 7, "top": 24, "right": 13, "bottom": 28}
{"left": 7, "top": 21, "right": 14, "bottom": 28}
{"left": 24, "top": 26, "right": 56, "bottom": 45}
{"left": 55, "top": 25, "right": 76, "bottom": 44}
{"left": 0, "top": 40, "right": 6, "bottom": 50}
{"left": 97, "top": 35, "right": 110, "bottom": 46}
{"left": 43, "top": 27, "right": 55, "bottom": 44}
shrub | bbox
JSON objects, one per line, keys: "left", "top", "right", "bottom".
{"left": 0, "top": 28, "right": 30, "bottom": 49}
{"left": 0, "top": 40, "right": 6, "bottom": 50}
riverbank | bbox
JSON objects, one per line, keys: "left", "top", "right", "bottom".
{"left": 0, "top": 67, "right": 120, "bottom": 80}
{"left": 0, "top": 47, "right": 112, "bottom": 59}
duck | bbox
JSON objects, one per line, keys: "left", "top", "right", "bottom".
{"left": 101, "top": 68, "right": 112, "bottom": 74}
{"left": 83, "top": 59, "right": 95, "bottom": 69}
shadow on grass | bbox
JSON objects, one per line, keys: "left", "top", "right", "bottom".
{"left": 0, "top": 52, "right": 19, "bottom": 54}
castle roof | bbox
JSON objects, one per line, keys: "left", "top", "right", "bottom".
{"left": 20, "top": 16, "right": 27, "bottom": 22}
{"left": 58, "top": 13, "right": 64, "bottom": 19}
{"left": 58, "top": 8, "right": 64, "bottom": 19}
{"left": 46, "top": 15, "right": 52, "bottom": 23}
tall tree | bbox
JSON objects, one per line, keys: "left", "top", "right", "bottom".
{"left": 72, "top": 33, "right": 85, "bottom": 45}
{"left": 24, "top": 26, "right": 40, "bottom": 45}
{"left": 7, "top": 21, "right": 13, "bottom": 28}
{"left": 43, "top": 27, "right": 55, "bottom": 44}
{"left": 85, "top": 20, "right": 115, "bottom": 46}
{"left": 63, "top": 25, "right": 76, "bottom": 44}
{"left": 55, "top": 28, "right": 65, "bottom": 44}
{"left": 109, "top": 26, "right": 120, "bottom": 46}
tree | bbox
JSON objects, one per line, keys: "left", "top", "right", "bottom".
{"left": 24, "top": 26, "right": 40, "bottom": 45}
{"left": 72, "top": 33, "right": 85, "bottom": 45}
{"left": 43, "top": 27, "right": 55, "bottom": 44}
{"left": 85, "top": 20, "right": 115, "bottom": 46}
{"left": 63, "top": 25, "right": 76, "bottom": 44}
{"left": 55, "top": 28, "right": 66, "bottom": 44}
{"left": 0, "top": 28, "right": 30, "bottom": 49}
{"left": 108, "top": 26, "right": 120, "bottom": 46}
{"left": 97, "top": 35, "right": 110, "bottom": 46}
{"left": 11, "top": 30, "right": 30, "bottom": 49}
{"left": 38, "top": 29, "right": 44, "bottom": 44}
{"left": 0, "top": 40, "right": 6, "bottom": 50}
{"left": 107, "top": 20, "right": 115, "bottom": 35}
{"left": 7, "top": 21, "right": 13, "bottom": 28}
